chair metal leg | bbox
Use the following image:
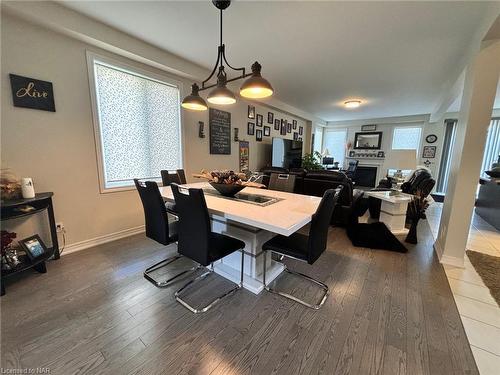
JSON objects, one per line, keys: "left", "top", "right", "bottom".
{"left": 144, "top": 255, "right": 200, "bottom": 288}
{"left": 175, "top": 250, "right": 245, "bottom": 314}
{"left": 262, "top": 251, "right": 329, "bottom": 310}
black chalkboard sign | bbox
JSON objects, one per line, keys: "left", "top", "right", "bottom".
{"left": 9, "top": 74, "right": 55, "bottom": 112}
{"left": 209, "top": 108, "right": 231, "bottom": 155}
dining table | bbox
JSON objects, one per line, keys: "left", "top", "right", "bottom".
{"left": 159, "top": 182, "right": 322, "bottom": 294}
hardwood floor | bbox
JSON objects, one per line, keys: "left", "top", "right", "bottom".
{"left": 1, "top": 222, "right": 478, "bottom": 375}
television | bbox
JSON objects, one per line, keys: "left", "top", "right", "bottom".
{"left": 272, "top": 138, "right": 303, "bottom": 169}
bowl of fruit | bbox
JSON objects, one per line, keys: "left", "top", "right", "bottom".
{"left": 192, "top": 170, "right": 247, "bottom": 196}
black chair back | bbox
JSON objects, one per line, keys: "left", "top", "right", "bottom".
{"left": 307, "top": 187, "right": 341, "bottom": 264}
{"left": 176, "top": 169, "right": 187, "bottom": 184}
{"left": 134, "top": 179, "right": 171, "bottom": 245}
{"left": 269, "top": 173, "right": 296, "bottom": 193}
{"left": 161, "top": 170, "right": 182, "bottom": 186}
{"left": 171, "top": 184, "right": 211, "bottom": 266}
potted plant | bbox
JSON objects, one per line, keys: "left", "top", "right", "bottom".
{"left": 301, "top": 151, "right": 324, "bottom": 171}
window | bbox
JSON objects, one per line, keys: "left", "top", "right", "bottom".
{"left": 480, "top": 118, "right": 500, "bottom": 178}
{"left": 313, "top": 126, "right": 324, "bottom": 154}
{"left": 88, "top": 54, "right": 182, "bottom": 191}
{"left": 323, "top": 129, "right": 347, "bottom": 167}
{"left": 392, "top": 126, "right": 422, "bottom": 150}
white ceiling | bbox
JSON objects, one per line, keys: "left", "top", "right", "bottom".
{"left": 60, "top": 1, "right": 498, "bottom": 121}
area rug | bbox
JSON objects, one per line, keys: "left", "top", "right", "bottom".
{"left": 346, "top": 222, "right": 408, "bottom": 253}
{"left": 466, "top": 250, "right": 500, "bottom": 306}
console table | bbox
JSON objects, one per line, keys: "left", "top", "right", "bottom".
{"left": 364, "top": 190, "right": 412, "bottom": 233}
{"left": 1, "top": 192, "right": 59, "bottom": 296}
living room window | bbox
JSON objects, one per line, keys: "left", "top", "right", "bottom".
{"left": 88, "top": 53, "right": 182, "bottom": 192}
{"left": 391, "top": 126, "right": 422, "bottom": 150}
{"left": 323, "top": 129, "right": 347, "bottom": 167}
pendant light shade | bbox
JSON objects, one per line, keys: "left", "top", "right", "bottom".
{"left": 181, "top": 84, "right": 208, "bottom": 111}
{"left": 207, "top": 67, "right": 236, "bottom": 105}
{"left": 240, "top": 62, "right": 274, "bottom": 99}
{"left": 207, "top": 86, "right": 236, "bottom": 105}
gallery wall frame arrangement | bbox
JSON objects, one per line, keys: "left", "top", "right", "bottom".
{"left": 299, "top": 126, "right": 303, "bottom": 135}
{"left": 9, "top": 74, "right": 56, "bottom": 112}
{"left": 256, "top": 129, "right": 263, "bottom": 141}
{"left": 293, "top": 132, "right": 298, "bottom": 140}
{"left": 248, "top": 105, "right": 255, "bottom": 119}
{"left": 274, "top": 119, "right": 280, "bottom": 131}
{"left": 264, "top": 126, "right": 270, "bottom": 137}
{"left": 268, "top": 112, "right": 274, "bottom": 124}
{"left": 293, "top": 120, "right": 297, "bottom": 130}
{"left": 247, "top": 122, "right": 255, "bottom": 135}
{"left": 280, "top": 122, "right": 287, "bottom": 136}
{"left": 256, "top": 114, "right": 263, "bottom": 127}
{"left": 287, "top": 122, "right": 292, "bottom": 133}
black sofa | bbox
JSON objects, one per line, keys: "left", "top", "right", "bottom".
{"left": 368, "top": 168, "right": 436, "bottom": 219}
{"left": 260, "top": 168, "right": 364, "bottom": 226}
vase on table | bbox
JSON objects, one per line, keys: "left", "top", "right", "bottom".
{"left": 405, "top": 218, "right": 419, "bottom": 244}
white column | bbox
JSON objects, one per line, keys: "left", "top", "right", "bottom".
{"left": 435, "top": 40, "right": 500, "bottom": 267}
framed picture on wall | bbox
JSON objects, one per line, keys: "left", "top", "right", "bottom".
{"left": 256, "top": 129, "right": 263, "bottom": 141}
{"left": 280, "top": 122, "right": 287, "bottom": 136}
{"left": 248, "top": 105, "right": 255, "bottom": 119}
{"left": 422, "top": 146, "right": 436, "bottom": 158}
{"left": 256, "top": 114, "right": 263, "bottom": 127}
{"left": 264, "top": 126, "right": 271, "bottom": 137}
{"left": 267, "top": 112, "right": 274, "bottom": 124}
{"left": 299, "top": 126, "right": 303, "bottom": 135}
{"left": 247, "top": 122, "right": 255, "bottom": 135}
{"left": 293, "top": 120, "right": 297, "bottom": 130}
{"left": 274, "top": 119, "right": 280, "bottom": 130}
{"left": 293, "top": 132, "right": 298, "bottom": 140}
{"left": 287, "top": 122, "right": 292, "bottom": 133}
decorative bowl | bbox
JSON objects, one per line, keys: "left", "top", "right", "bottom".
{"left": 209, "top": 182, "right": 246, "bottom": 197}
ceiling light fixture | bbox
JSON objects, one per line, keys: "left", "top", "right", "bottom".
{"left": 181, "top": 0, "right": 273, "bottom": 111}
{"left": 344, "top": 100, "right": 361, "bottom": 109}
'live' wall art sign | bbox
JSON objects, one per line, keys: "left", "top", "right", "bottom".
{"left": 9, "top": 74, "right": 56, "bottom": 112}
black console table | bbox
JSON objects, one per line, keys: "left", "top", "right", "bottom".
{"left": 1, "top": 192, "right": 59, "bottom": 296}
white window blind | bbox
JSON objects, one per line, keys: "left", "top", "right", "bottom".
{"left": 313, "top": 126, "right": 324, "bottom": 154}
{"left": 392, "top": 127, "right": 422, "bottom": 150}
{"left": 480, "top": 118, "right": 500, "bottom": 177}
{"left": 323, "top": 129, "right": 347, "bottom": 166}
{"left": 91, "top": 58, "right": 182, "bottom": 191}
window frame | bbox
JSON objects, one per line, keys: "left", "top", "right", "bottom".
{"left": 391, "top": 125, "right": 423, "bottom": 151}
{"left": 322, "top": 127, "right": 348, "bottom": 167}
{"left": 86, "top": 51, "right": 184, "bottom": 193}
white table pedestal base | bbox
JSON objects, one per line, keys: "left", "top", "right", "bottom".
{"left": 380, "top": 200, "right": 409, "bottom": 234}
{"left": 210, "top": 215, "right": 285, "bottom": 294}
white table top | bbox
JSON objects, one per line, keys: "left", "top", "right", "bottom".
{"left": 159, "top": 182, "right": 322, "bottom": 236}
{"left": 364, "top": 190, "right": 413, "bottom": 203}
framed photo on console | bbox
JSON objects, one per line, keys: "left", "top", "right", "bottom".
{"left": 19, "top": 234, "right": 48, "bottom": 261}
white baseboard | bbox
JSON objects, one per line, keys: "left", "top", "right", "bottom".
{"left": 61, "top": 225, "right": 145, "bottom": 255}
{"left": 433, "top": 240, "right": 465, "bottom": 268}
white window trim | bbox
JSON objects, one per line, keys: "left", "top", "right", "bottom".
{"left": 391, "top": 125, "right": 423, "bottom": 151}
{"left": 86, "top": 51, "right": 185, "bottom": 193}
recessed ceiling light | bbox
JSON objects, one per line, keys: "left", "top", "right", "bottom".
{"left": 344, "top": 100, "right": 361, "bottom": 109}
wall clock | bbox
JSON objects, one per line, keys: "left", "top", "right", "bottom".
{"left": 425, "top": 134, "right": 437, "bottom": 143}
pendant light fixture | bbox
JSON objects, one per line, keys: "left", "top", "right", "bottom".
{"left": 181, "top": 0, "right": 273, "bottom": 111}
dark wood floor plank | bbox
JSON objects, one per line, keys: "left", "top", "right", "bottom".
{"left": 1, "top": 224, "right": 478, "bottom": 375}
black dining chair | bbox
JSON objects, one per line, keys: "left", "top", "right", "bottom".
{"left": 261, "top": 187, "right": 341, "bottom": 309}
{"left": 160, "top": 170, "right": 185, "bottom": 214}
{"left": 134, "top": 179, "right": 199, "bottom": 288}
{"left": 268, "top": 173, "right": 296, "bottom": 193}
{"left": 171, "top": 183, "right": 246, "bottom": 314}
